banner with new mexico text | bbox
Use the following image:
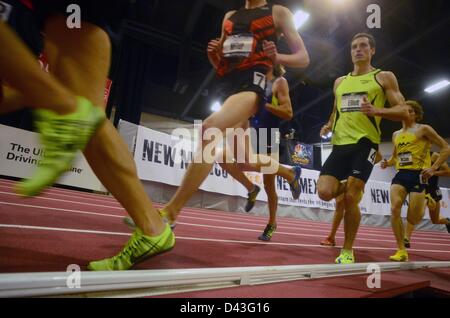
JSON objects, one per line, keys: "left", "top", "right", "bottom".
{"left": 133, "top": 125, "right": 450, "bottom": 219}
{"left": 0, "top": 124, "right": 106, "bottom": 192}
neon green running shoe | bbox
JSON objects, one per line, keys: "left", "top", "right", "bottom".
{"left": 16, "top": 96, "right": 105, "bottom": 196}
{"left": 88, "top": 224, "right": 175, "bottom": 271}
{"left": 335, "top": 249, "right": 355, "bottom": 264}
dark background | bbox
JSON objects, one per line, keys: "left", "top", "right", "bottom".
{"left": 107, "top": 0, "right": 450, "bottom": 144}
{"left": 1, "top": 0, "right": 449, "bottom": 146}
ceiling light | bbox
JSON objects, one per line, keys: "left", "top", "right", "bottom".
{"left": 293, "top": 10, "right": 310, "bottom": 30}
{"left": 211, "top": 101, "right": 221, "bottom": 112}
{"left": 424, "top": 80, "right": 450, "bottom": 94}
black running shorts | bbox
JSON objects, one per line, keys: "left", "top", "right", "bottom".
{"left": 320, "top": 137, "right": 379, "bottom": 183}
{"left": 392, "top": 170, "right": 427, "bottom": 193}
{"left": 214, "top": 66, "right": 269, "bottom": 105}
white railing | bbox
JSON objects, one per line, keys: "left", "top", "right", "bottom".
{"left": 0, "top": 261, "right": 449, "bottom": 298}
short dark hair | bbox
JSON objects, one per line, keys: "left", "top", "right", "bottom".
{"left": 405, "top": 100, "right": 424, "bottom": 122}
{"left": 352, "top": 33, "right": 376, "bottom": 48}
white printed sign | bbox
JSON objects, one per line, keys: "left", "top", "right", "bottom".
{"left": 132, "top": 124, "right": 450, "bottom": 219}
{"left": 0, "top": 124, "right": 106, "bottom": 192}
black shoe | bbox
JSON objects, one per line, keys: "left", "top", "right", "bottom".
{"left": 245, "top": 185, "right": 261, "bottom": 212}
{"left": 289, "top": 166, "right": 302, "bottom": 200}
{"left": 404, "top": 238, "right": 411, "bottom": 249}
{"left": 258, "top": 224, "right": 277, "bottom": 241}
{"left": 446, "top": 218, "right": 450, "bottom": 234}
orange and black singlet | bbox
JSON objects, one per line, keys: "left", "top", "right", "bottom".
{"left": 217, "top": 4, "right": 278, "bottom": 77}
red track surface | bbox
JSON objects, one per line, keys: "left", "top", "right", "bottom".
{"left": 0, "top": 178, "right": 449, "bottom": 297}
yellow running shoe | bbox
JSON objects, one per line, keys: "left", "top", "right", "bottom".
{"left": 389, "top": 249, "right": 408, "bottom": 262}
{"left": 335, "top": 249, "right": 355, "bottom": 264}
{"left": 88, "top": 224, "right": 175, "bottom": 271}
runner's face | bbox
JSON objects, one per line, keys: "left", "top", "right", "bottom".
{"left": 351, "top": 37, "right": 374, "bottom": 64}
{"left": 407, "top": 105, "right": 416, "bottom": 123}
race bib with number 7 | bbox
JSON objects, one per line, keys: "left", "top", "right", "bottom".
{"left": 253, "top": 72, "right": 266, "bottom": 90}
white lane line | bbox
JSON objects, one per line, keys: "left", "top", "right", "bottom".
{"left": 175, "top": 213, "right": 450, "bottom": 242}
{"left": 0, "top": 223, "right": 449, "bottom": 255}
{"left": 175, "top": 222, "right": 450, "bottom": 247}
{"left": 0, "top": 184, "right": 120, "bottom": 207}
{"left": 180, "top": 206, "right": 450, "bottom": 236}
{"left": 2, "top": 178, "right": 447, "bottom": 239}
{"left": 1, "top": 201, "right": 448, "bottom": 246}
{"left": 179, "top": 209, "right": 450, "bottom": 239}
{"left": 0, "top": 179, "right": 117, "bottom": 202}
{"left": 0, "top": 191, "right": 124, "bottom": 210}
{"left": 1, "top": 178, "right": 448, "bottom": 235}
{"left": 177, "top": 236, "right": 450, "bottom": 254}
{"left": 0, "top": 202, "right": 125, "bottom": 219}
{"left": 0, "top": 224, "right": 129, "bottom": 236}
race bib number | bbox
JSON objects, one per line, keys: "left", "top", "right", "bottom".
{"left": 398, "top": 152, "right": 413, "bottom": 166}
{"left": 436, "top": 189, "right": 442, "bottom": 197}
{"left": 0, "top": 1, "right": 13, "bottom": 22}
{"left": 253, "top": 72, "right": 266, "bottom": 90}
{"left": 341, "top": 92, "right": 367, "bottom": 113}
{"left": 367, "top": 148, "right": 377, "bottom": 165}
{"left": 223, "top": 34, "right": 255, "bottom": 58}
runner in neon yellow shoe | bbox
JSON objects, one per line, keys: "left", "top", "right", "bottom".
{"left": 318, "top": 33, "right": 410, "bottom": 265}
{"left": 381, "top": 101, "right": 450, "bottom": 263}
{"left": 335, "top": 249, "right": 355, "bottom": 264}
{"left": 88, "top": 224, "right": 175, "bottom": 271}
{"left": 16, "top": 96, "right": 105, "bottom": 196}
{"left": 389, "top": 249, "right": 408, "bottom": 262}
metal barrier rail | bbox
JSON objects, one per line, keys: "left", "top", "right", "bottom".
{"left": 0, "top": 261, "right": 449, "bottom": 298}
